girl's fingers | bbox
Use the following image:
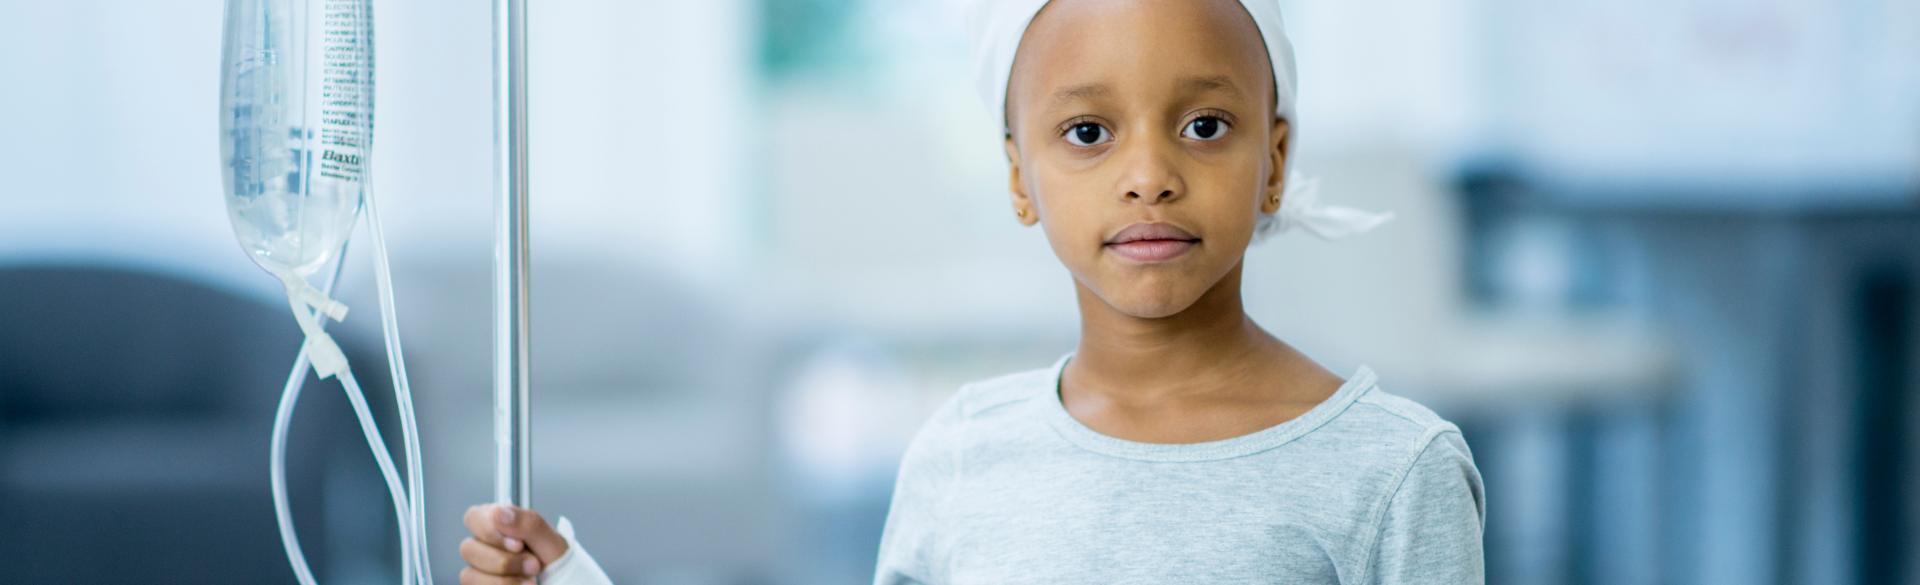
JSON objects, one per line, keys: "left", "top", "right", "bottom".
{"left": 460, "top": 567, "right": 536, "bottom": 585}
{"left": 459, "top": 537, "right": 543, "bottom": 577}
{"left": 487, "top": 504, "right": 571, "bottom": 564}
{"left": 462, "top": 504, "right": 513, "bottom": 550}
{"left": 462, "top": 503, "right": 570, "bottom": 563}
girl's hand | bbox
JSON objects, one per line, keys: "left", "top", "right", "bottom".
{"left": 459, "top": 503, "right": 569, "bottom": 585}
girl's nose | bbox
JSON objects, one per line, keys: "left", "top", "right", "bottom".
{"left": 1115, "top": 138, "right": 1184, "bottom": 204}
{"left": 1125, "top": 189, "right": 1174, "bottom": 201}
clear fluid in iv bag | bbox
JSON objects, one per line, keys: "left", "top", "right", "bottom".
{"left": 220, "top": 0, "right": 374, "bottom": 278}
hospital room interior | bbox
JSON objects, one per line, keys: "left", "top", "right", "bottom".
{"left": 2, "top": 0, "right": 1918, "bottom": 583}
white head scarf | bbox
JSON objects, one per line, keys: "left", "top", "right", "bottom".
{"left": 964, "top": 0, "right": 1391, "bottom": 240}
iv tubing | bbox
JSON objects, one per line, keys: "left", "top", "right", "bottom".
{"left": 366, "top": 179, "right": 434, "bottom": 584}
{"left": 269, "top": 246, "right": 348, "bottom": 585}
{"left": 332, "top": 356, "right": 419, "bottom": 585}
{"left": 274, "top": 297, "right": 418, "bottom": 585}
{"left": 267, "top": 179, "right": 431, "bottom": 585}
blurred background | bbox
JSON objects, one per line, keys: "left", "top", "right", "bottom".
{"left": 1, "top": 0, "right": 1917, "bottom": 583}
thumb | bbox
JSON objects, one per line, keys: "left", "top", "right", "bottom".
{"left": 492, "top": 504, "right": 570, "bottom": 565}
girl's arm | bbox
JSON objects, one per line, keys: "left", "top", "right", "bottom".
{"left": 1363, "top": 431, "right": 1486, "bottom": 584}
{"left": 874, "top": 397, "right": 967, "bottom": 585}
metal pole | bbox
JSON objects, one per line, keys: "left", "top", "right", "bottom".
{"left": 492, "top": 0, "right": 533, "bottom": 510}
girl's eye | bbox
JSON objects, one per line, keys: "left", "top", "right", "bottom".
{"left": 1065, "top": 123, "right": 1112, "bottom": 147}
{"left": 1182, "top": 117, "right": 1228, "bottom": 140}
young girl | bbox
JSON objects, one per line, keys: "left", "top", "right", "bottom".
{"left": 457, "top": 0, "right": 1484, "bottom": 583}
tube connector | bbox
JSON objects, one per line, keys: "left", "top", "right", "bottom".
{"left": 303, "top": 328, "right": 349, "bottom": 379}
{"left": 280, "top": 274, "right": 352, "bottom": 378}
{"left": 293, "top": 280, "right": 350, "bottom": 321}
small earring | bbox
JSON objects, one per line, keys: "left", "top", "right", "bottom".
{"left": 1016, "top": 209, "right": 1028, "bottom": 219}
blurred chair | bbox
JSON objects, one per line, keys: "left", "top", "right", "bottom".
{"left": 0, "top": 265, "right": 394, "bottom": 585}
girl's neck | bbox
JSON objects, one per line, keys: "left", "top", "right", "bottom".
{"left": 1068, "top": 264, "right": 1278, "bottom": 403}
{"left": 1061, "top": 263, "right": 1345, "bottom": 443}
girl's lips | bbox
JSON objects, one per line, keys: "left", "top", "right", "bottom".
{"left": 1105, "top": 222, "right": 1198, "bottom": 262}
{"left": 1109, "top": 239, "right": 1196, "bottom": 262}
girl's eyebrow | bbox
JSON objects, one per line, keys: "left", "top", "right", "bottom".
{"left": 1178, "top": 75, "right": 1242, "bottom": 99}
{"left": 1045, "top": 76, "right": 1242, "bottom": 113}
{"left": 1048, "top": 83, "right": 1113, "bottom": 112}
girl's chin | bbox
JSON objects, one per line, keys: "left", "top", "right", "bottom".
{"left": 1095, "top": 290, "right": 1205, "bottom": 319}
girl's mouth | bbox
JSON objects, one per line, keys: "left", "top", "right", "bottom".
{"left": 1105, "top": 222, "right": 1199, "bottom": 263}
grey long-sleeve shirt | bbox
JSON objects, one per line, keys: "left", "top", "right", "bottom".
{"left": 874, "top": 357, "right": 1486, "bottom": 584}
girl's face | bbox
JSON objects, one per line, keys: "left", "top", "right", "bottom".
{"left": 1005, "top": 0, "right": 1286, "bottom": 319}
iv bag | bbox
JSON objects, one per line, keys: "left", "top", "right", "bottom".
{"left": 221, "top": 0, "right": 374, "bottom": 278}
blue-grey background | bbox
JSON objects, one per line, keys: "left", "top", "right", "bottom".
{"left": 1, "top": 0, "right": 1917, "bottom": 583}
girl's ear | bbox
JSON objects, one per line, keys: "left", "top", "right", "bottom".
{"left": 1262, "top": 119, "right": 1291, "bottom": 215}
{"left": 1006, "top": 136, "right": 1040, "bottom": 226}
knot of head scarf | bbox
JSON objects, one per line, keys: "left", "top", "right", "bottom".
{"left": 964, "top": 0, "right": 1392, "bottom": 241}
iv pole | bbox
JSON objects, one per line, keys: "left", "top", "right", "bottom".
{"left": 493, "top": 0, "right": 533, "bottom": 509}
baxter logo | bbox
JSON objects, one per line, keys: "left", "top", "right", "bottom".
{"left": 322, "top": 150, "right": 361, "bottom": 166}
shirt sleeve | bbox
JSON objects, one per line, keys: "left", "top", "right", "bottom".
{"left": 1365, "top": 429, "right": 1486, "bottom": 585}
{"left": 873, "top": 397, "right": 966, "bottom": 585}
